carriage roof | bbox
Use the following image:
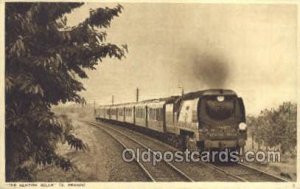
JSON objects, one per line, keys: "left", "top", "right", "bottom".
{"left": 98, "top": 89, "right": 237, "bottom": 108}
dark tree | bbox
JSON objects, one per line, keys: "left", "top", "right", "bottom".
{"left": 247, "top": 102, "right": 297, "bottom": 154}
{"left": 5, "top": 2, "right": 126, "bottom": 181}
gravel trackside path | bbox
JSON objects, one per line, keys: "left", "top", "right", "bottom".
{"left": 35, "top": 120, "right": 148, "bottom": 181}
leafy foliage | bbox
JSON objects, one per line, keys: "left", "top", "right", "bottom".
{"left": 5, "top": 2, "right": 126, "bottom": 181}
{"left": 247, "top": 102, "right": 297, "bottom": 154}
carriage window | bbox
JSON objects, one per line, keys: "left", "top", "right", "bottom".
{"left": 119, "top": 109, "right": 124, "bottom": 116}
{"left": 149, "top": 108, "right": 156, "bottom": 120}
{"left": 125, "top": 108, "right": 132, "bottom": 117}
{"left": 153, "top": 110, "right": 155, "bottom": 120}
{"left": 156, "top": 108, "right": 163, "bottom": 121}
{"left": 156, "top": 109, "right": 159, "bottom": 120}
{"left": 129, "top": 108, "right": 132, "bottom": 116}
{"left": 113, "top": 109, "right": 116, "bottom": 115}
{"left": 149, "top": 108, "right": 163, "bottom": 121}
{"left": 136, "top": 108, "right": 144, "bottom": 118}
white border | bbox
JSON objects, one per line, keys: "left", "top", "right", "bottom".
{"left": 0, "top": 1, "right": 299, "bottom": 188}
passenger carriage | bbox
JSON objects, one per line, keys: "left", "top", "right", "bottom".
{"left": 124, "top": 103, "right": 135, "bottom": 124}
{"left": 95, "top": 89, "right": 247, "bottom": 153}
{"left": 134, "top": 102, "right": 147, "bottom": 127}
{"left": 117, "top": 104, "right": 125, "bottom": 122}
{"left": 110, "top": 105, "right": 118, "bottom": 121}
{"left": 146, "top": 100, "right": 166, "bottom": 133}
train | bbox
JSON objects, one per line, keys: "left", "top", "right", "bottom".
{"left": 95, "top": 89, "right": 247, "bottom": 153}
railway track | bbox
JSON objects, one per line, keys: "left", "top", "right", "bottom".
{"left": 83, "top": 120, "right": 289, "bottom": 182}
{"left": 237, "top": 162, "right": 288, "bottom": 182}
{"left": 86, "top": 121, "right": 194, "bottom": 182}
{"left": 205, "top": 162, "right": 288, "bottom": 182}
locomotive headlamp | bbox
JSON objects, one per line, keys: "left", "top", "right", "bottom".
{"left": 217, "top": 96, "right": 225, "bottom": 102}
{"left": 239, "top": 122, "right": 247, "bottom": 130}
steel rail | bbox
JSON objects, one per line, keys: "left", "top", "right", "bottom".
{"left": 87, "top": 121, "right": 194, "bottom": 182}
{"left": 86, "top": 120, "right": 289, "bottom": 182}
{"left": 87, "top": 122, "right": 155, "bottom": 181}
{"left": 238, "top": 162, "right": 288, "bottom": 182}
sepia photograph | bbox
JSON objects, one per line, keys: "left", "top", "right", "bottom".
{"left": 2, "top": 1, "right": 299, "bottom": 187}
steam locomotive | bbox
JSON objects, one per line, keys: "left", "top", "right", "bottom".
{"left": 95, "top": 89, "right": 247, "bottom": 153}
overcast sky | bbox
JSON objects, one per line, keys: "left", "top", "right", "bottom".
{"left": 67, "top": 3, "right": 297, "bottom": 115}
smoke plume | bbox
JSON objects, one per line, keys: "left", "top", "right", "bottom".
{"left": 191, "top": 52, "right": 229, "bottom": 88}
{"left": 175, "top": 46, "right": 230, "bottom": 89}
